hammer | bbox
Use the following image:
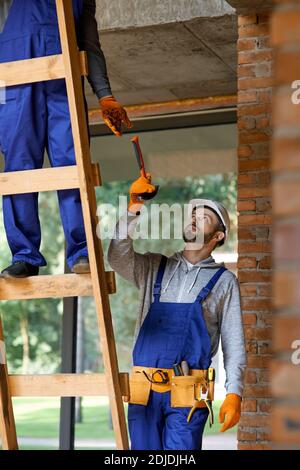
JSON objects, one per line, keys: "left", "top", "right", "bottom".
{"left": 131, "top": 136, "right": 159, "bottom": 200}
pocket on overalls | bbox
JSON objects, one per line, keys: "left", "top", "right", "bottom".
{"left": 0, "top": 36, "right": 24, "bottom": 116}
{"left": 0, "top": 86, "right": 19, "bottom": 156}
{"left": 129, "top": 371, "right": 151, "bottom": 406}
{"left": 0, "top": 84, "right": 19, "bottom": 155}
{"left": 1, "top": 86, "right": 18, "bottom": 104}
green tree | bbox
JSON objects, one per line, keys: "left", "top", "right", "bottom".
{"left": 0, "top": 192, "right": 64, "bottom": 373}
{"left": 0, "top": 173, "right": 237, "bottom": 374}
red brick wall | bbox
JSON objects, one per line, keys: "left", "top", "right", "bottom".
{"left": 271, "top": 0, "right": 300, "bottom": 448}
{"left": 237, "top": 13, "right": 273, "bottom": 450}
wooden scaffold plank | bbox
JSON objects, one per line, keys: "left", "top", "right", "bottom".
{"left": 0, "top": 52, "right": 87, "bottom": 87}
{"left": 0, "top": 272, "right": 116, "bottom": 301}
{"left": 0, "top": 164, "right": 101, "bottom": 196}
{"left": 9, "top": 373, "right": 130, "bottom": 399}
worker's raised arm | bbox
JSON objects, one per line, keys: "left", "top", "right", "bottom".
{"left": 108, "top": 169, "right": 160, "bottom": 288}
{"left": 108, "top": 212, "right": 160, "bottom": 288}
{"left": 77, "top": 0, "right": 112, "bottom": 99}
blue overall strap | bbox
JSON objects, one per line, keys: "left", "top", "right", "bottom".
{"left": 153, "top": 255, "right": 168, "bottom": 298}
{"left": 197, "top": 267, "right": 227, "bottom": 302}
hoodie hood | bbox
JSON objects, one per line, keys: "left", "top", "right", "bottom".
{"left": 161, "top": 250, "right": 225, "bottom": 295}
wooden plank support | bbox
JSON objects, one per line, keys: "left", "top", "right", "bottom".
{"left": 0, "top": 271, "right": 116, "bottom": 300}
{"left": 9, "top": 373, "right": 130, "bottom": 399}
{"left": 56, "top": 0, "right": 129, "bottom": 449}
{"left": 105, "top": 271, "right": 116, "bottom": 296}
{"left": 0, "top": 52, "right": 87, "bottom": 87}
{"left": 0, "top": 163, "right": 101, "bottom": 196}
{"left": 0, "top": 317, "right": 18, "bottom": 450}
{"left": 92, "top": 162, "right": 102, "bottom": 187}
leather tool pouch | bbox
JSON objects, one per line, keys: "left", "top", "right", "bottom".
{"left": 128, "top": 371, "right": 151, "bottom": 406}
{"left": 171, "top": 375, "right": 213, "bottom": 408}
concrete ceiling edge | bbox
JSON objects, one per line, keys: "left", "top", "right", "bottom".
{"left": 225, "top": 0, "right": 274, "bottom": 14}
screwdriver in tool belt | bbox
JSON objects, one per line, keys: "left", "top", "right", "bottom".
{"left": 173, "top": 363, "right": 183, "bottom": 376}
{"left": 181, "top": 361, "right": 189, "bottom": 376}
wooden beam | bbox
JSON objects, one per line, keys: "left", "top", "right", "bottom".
{"left": 0, "top": 163, "right": 101, "bottom": 196}
{"left": 56, "top": 0, "right": 129, "bottom": 450}
{"left": 9, "top": 373, "right": 129, "bottom": 399}
{"left": 0, "top": 318, "right": 18, "bottom": 450}
{"left": 89, "top": 94, "right": 237, "bottom": 123}
{"left": 0, "top": 52, "right": 87, "bottom": 87}
{"left": 0, "top": 272, "right": 116, "bottom": 300}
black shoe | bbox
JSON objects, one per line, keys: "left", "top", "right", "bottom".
{"left": 71, "top": 256, "right": 90, "bottom": 274}
{"left": 0, "top": 261, "right": 40, "bottom": 278}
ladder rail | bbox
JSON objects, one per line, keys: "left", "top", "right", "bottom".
{"left": 54, "top": 0, "right": 129, "bottom": 450}
{"left": 0, "top": 0, "right": 129, "bottom": 450}
{"left": 0, "top": 317, "right": 18, "bottom": 450}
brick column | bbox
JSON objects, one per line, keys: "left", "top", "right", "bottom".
{"left": 271, "top": 1, "right": 300, "bottom": 449}
{"left": 237, "top": 13, "right": 273, "bottom": 450}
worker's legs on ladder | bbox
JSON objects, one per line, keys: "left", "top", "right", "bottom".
{"left": 46, "top": 78, "right": 88, "bottom": 270}
{"left": 0, "top": 78, "right": 89, "bottom": 274}
{"left": 0, "top": 82, "right": 47, "bottom": 268}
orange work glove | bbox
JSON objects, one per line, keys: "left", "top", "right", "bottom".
{"left": 99, "top": 96, "right": 132, "bottom": 137}
{"left": 129, "top": 171, "right": 156, "bottom": 214}
{"left": 219, "top": 393, "right": 242, "bottom": 432}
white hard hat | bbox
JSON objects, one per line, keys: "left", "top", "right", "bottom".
{"left": 188, "top": 198, "right": 230, "bottom": 240}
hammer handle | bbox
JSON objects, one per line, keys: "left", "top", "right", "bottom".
{"left": 131, "top": 136, "right": 147, "bottom": 178}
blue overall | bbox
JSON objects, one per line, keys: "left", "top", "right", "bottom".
{"left": 0, "top": 0, "right": 88, "bottom": 269}
{"left": 128, "top": 256, "right": 227, "bottom": 450}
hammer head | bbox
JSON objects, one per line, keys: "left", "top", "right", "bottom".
{"left": 138, "top": 185, "right": 159, "bottom": 201}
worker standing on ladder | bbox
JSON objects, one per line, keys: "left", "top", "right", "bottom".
{"left": 108, "top": 177, "right": 247, "bottom": 450}
{"left": 0, "top": 0, "right": 132, "bottom": 278}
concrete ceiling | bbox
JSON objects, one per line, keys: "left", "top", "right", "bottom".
{"left": 85, "top": 1, "right": 238, "bottom": 109}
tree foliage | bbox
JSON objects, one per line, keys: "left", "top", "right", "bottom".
{"left": 0, "top": 173, "right": 237, "bottom": 373}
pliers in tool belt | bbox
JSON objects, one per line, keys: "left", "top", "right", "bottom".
{"left": 187, "top": 386, "right": 214, "bottom": 427}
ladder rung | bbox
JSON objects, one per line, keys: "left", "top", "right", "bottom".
{"left": 0, "top": 271, "right": 116, "bottom": 300}
{"left": 8, "top": 373, "right": 129, "bottom": 398}
{"left": 0, "top": 163, "right": 101, "bottom": 196}
{"left": 0, "top": 51, "right": 87, "bottom": 87}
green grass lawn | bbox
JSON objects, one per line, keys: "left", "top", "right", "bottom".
{"left": 9, "top": 397, "right": 237, "bottom": 450}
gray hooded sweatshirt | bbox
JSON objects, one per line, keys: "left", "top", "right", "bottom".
{"left": 108, "top": 213, "right": 247, "bottom": 397}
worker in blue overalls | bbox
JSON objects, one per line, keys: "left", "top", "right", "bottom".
{"left": 0, "top": 0, "right": 131, "bottom": 278}
{"left": 108, "top": 173, "right": 247, "bottom": 450}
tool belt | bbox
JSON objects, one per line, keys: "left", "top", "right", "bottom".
{"left": 128, "top": 366, "right": 215, "bottom": 426}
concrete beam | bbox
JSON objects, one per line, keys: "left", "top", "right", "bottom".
{"left": 226, "top": 1, "right": 273, "bottom": 14}
{"left": 96, "top": 0, "right": 234, "bottom": 31}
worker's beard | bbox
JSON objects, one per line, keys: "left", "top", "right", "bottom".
{"left": 183, "top": 223, "right": 216, "bottom": 250}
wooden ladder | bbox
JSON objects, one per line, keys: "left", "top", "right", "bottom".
{"left": 0, "top": 0, "right": 129, "bottom": 450}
